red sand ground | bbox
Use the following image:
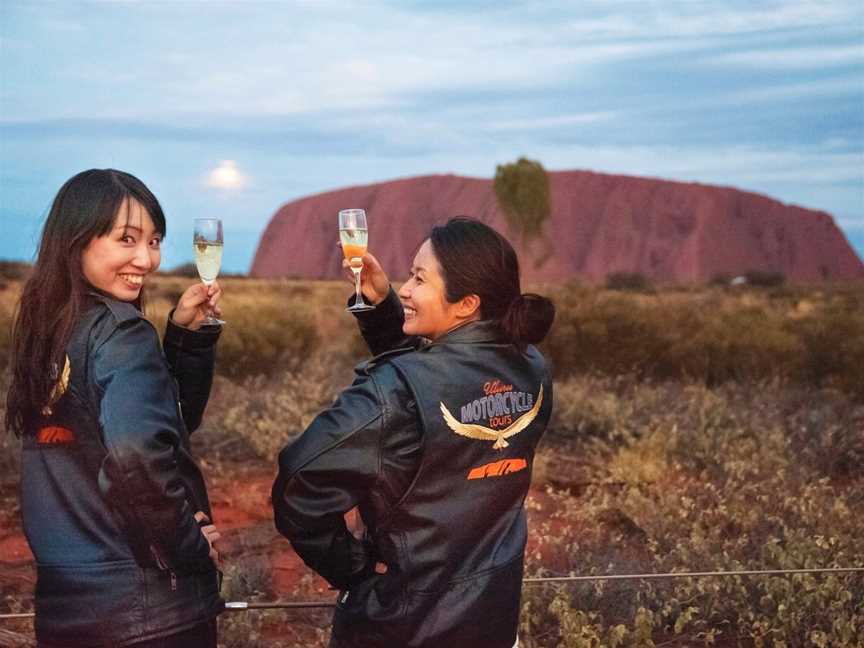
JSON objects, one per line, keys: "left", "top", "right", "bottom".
{"left": 0, "top": 474, "right": 566, "bottom": 608}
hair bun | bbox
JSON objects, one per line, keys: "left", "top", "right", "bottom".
{"left": 502, "top": 293, "right": 555, "bottom": 347}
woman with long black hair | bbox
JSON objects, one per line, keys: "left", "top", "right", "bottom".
{"left": 273, "top": 217, "right": 555, "bottom": 648}
{"left": 7, "top": 169, "right": 224, "bottom": 647}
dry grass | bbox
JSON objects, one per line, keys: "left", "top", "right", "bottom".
{"left": 1, "top": 274, "right": 863, "bottom": 646}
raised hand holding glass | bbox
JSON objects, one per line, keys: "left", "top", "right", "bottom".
{"left": 339, "top": 209, "right": 374, "bottom": 312}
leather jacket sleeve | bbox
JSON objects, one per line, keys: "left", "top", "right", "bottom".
{"left": 162, "top": 314, "right": 220, "bottom": 433}
{"left": 353, "top": 287, "right": 418, "bottom": 356}
{"left": 93, "top": 318, "right": 212, "bottom": 571}
{"left": 272, "top": 373, "right": 385, "bottom": 591}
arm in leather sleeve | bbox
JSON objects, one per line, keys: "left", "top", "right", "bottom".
{"left": 94, "top": 319, "right": 212, "bottom": 571}
{"left": 272, "top": 374, "right": 384, "bottom": 590}
{"left": 352, "top": 287, "right": 418, "bottom": 356}
{"left": 162, "top": 313, "right": 220, "bottom": 433}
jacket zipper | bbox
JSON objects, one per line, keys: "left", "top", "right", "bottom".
{"left": 150, "top": 544, "right": 178, "bottom": 591}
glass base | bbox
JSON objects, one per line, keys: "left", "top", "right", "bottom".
{"left": 346, "top": 302, "right": 375, "bottom": 313}
{"left": 202, "top": 316, "right": 226, "bottom": 326}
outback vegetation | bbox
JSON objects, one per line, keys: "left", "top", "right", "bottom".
{"left": 0, "top": 266, "right": 862, "bottom": 647}
{"left": 494, "top": 157, "right": 551, "bottom": 245}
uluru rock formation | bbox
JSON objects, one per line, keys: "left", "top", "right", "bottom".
{"left": 250, "top": 171, "right": 864, "bottom": 283}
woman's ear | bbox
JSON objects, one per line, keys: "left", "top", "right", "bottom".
{"left": 456, "top": 294, "right": 481, "bottom": 319}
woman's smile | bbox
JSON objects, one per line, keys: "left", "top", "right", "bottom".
{"left": 81, "top": 198, "right": 161, "bottom": 302}
{"left": 119, "top": 273, "right": 144, "bottom": 287}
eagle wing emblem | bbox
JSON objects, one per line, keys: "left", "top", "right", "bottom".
{"left": 42, "top": 354, "right": 71, "bottom": 416}
{"left": 440, "top": 384, "right": 544, "bottom": 450}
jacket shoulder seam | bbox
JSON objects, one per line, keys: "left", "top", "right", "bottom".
{"left": 282, "top": 409, "right": 383, "bottom": 483}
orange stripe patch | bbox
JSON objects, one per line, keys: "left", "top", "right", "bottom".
{"left": 36, "top": 426, "right": 76, "bottom": 445}
{"left": 467, "top": 458, "right": 527, "bottom": 480}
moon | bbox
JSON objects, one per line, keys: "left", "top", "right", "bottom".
{"left": 207, "top": 160, "right": 246, "bottom": 190}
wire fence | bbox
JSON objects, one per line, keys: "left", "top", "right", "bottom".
{"left": 2, "top": 566, "right": 861, "bottom": 620}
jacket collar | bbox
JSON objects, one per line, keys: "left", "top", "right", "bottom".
{"left": 428, "top": 320, "right": 507, "bottom": 346}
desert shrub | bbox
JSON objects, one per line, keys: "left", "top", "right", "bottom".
{"left": 0, "top": 290, "right": 16, "bottom": 373}
{"left": 605, "top": 272, "right": 652, "bottom": 293}
{"left": 222, "top": 557, "right": 274, "bottom": 601}
{"left": 665, "top": 307, "right": 803, "bottom": 385}
{"left": 0, "top": 261, "right": 31, "bottom": 281}
{"left": 542, "top": 293, "right": 670, "bottom": 378}
{"left": 781, "top": 389, "right": 864, "bottom": 482}
{"left": 746, "top": 270, "right": 786, "bottom": 287}
{"left": 202, "top": 355, "right": 347, "bottom": 461}
{"left": 788, "top": 303, "right": 864, "bottom": 401}
{"left": 539, "top": 284, "right": 864, "bottom": 399}
{"left": 0, "top": 372, "right": 20, "bottom": 482}
{"left": 215, "top": 300, "right": 321, "bottom": 379}
{"left": 163, "top": 262, "right": 200, "bottom": 278}
{"left": 523, "top": 379, "right": 864, "bottom": 647}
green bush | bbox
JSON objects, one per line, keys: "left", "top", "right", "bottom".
{"left": 494, "top": 157, "right": 551, "bottom": 243}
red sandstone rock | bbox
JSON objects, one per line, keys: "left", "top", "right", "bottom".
{"left": 250, "top": 171, "right": 864, "bottom": 283}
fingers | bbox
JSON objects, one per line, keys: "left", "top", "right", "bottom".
{"left": 341, "top": 258, "right": 357, "bottom": 278}
{"left": 172, "top": 281, "right": 225, "bottom": 330}
{"left": 361, "top": 252, "right": 381, "bottom": 271}
{"left": 206, "top": 280, "right": 222, "bottom": 308}
{"left": 195, "top": 512, "right": 221, "bottom": 564}
{"left": 184, "top": 281, "right": 221, "bottom": 309}
{"left": 374, "top": 562, "right": 388, "bottom": 574}
{"left": 201, "top": 525, "right": 221, "bottom": 544}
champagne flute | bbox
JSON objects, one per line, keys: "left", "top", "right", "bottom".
{"left": 193, "top": 218, "right": 225, "bottom": 325}
{"left": 339, "top": 208, "right": 375, "bottom": 312}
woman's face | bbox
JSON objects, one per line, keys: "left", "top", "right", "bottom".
{"left": 81, "top": 199, "right": 162, "bottom": 302}
{"left": 398, "top": 239, "right": 475, "bottom": 340}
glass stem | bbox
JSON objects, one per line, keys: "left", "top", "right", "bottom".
{"left": 202, "top": 280, "right": 215, "bottom": 318}
{"left": 353, "top": 268, "right": 364, "bottom": 304}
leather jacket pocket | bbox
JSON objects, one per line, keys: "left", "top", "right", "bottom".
{"left": 403, "top": 558, "right": 524, "bottom": 646}
{"left": 35, "top": 560, "right": 145, "bottom": 646}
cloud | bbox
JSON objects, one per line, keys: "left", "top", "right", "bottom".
{"left": 487, "top": 112, "right": 617, "bottom": 131}
{"left": 723, "top": 77, "right": 861, "bottom": 104}
{"left": 708, "top": 44, "right": 864, "bottom": 68}
{"left": 206, "top": 160, "right": 247, "bottom": 190}
{"left": 4, "top": 1, "right": 862, "bottom": 121}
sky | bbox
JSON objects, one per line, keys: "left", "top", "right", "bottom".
{"left": 1, "top": 0, "right": 862, "bottom": 274}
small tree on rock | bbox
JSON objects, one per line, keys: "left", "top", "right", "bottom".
{"left": 494, "top": 157, "right": 551, "bottom": 244}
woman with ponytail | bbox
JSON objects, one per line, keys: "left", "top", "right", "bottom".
{"left": 273, "top": 217, "right": 554, "bottom": 648}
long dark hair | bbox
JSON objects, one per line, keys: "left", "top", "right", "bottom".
{"left": 429, "top": 217, "right": 555, "bottom": 348}
{"left": 6, "top": 169, "right": 166, "bottom": 436}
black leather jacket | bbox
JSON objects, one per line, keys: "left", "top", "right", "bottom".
{"left": 273, "top": 291, "right": 553, "bottom": 648}
{"left": 20, "top": 295, "right": 223, "bottom": 646}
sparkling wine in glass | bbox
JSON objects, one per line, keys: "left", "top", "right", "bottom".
{"left": 339, "top": 208, "right": 374, "bottom": 312}
{"left": 193, "top": 218, "right": 225, "bottom": 325}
